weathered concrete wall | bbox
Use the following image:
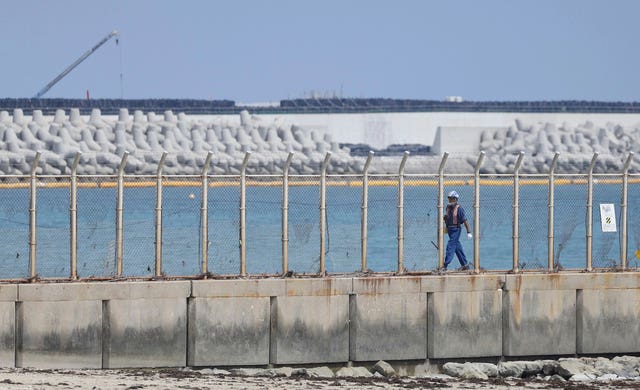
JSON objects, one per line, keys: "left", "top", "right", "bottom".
{"left": 189, "top": 279, "right": 284, "bottom": 366}
{"left": 188, "top": 297, "right": 270, "bottom": 366}
{"left": 502, "top": 289, "right": 576, "bottom": 356}
{"left": 103, "top": 282, "right": 190, "bottom": 368}
{"left": 0, "top": 285, "right": 16, "bottom": 367}
{"left": 17, "top": 284, "right": 102, "bottom": 368}
{"left": 350, "top": 293, "right": 427, "bottom": 361}
{"left": 502, "top": 273, "right": 640, "bottom": 357}
{"left": 429, "top": 290, "right": 502, "bottom": 359}
{"left": 350, "top": 278, "right": 426, "bottom": 361}
{"left": 271, "top": 279, "right": 351, "bottom": 364}
{"left": 17, "top": 300, "right": 102, "bottom": 368}
{"left": 16, "top": 281, "right": 190, "bottom": 369}
{"left": 2, "top": 272, "right": 640, "bottom": 368}
{"left": 105, "top": 297, "right": 187, "bottom": 368}
{"left": 578, "top": 289, "right": 640, "bottom": 354}
{"left": 272, "top": 295, "right": 349, "bottom": 364}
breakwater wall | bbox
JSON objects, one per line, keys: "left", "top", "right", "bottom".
{"left": 2, "top": 108, "right": 640, "bottom": 175}
{"left": 1, "top": 272, "right": 639, "bottom": 369}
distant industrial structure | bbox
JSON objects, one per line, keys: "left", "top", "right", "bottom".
{"left": 2, "top": 97, "right": 640, "bottom": 115}
{"left": 33, "top": 31, "right": 120, "bottom": 99}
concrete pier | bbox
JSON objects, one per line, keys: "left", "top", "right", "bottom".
{"left": 0, "top": 272, "right": 639, "bottom": 368}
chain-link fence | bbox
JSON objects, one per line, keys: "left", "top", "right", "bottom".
{"left": 36, "top": 177, "right": 71, "bottom": 278}
{"left": 404, "top": 175, "right": 438, "bottom": 272}
{"left": 161, "top": 177, "right": 202, "bottom": 276}
{"left": 477, "top": 176, "right": 514, "bottom": 271}
{"left": 325, "top": 175, "right": 362, "bottom": 274}
{"left": 628, "top": 176, "right": 640, "bottom": 269}
{"left": 366, "top": 174, "right": 398, "bottom": 272}
{"left": 518, "top": 175, "right": 551, "bottom": 270}
{"left": 207, "top": 176, "right": 240, "bottom": 275}
{"left": 121, "top": 177, "right": 155, "bottom": 277}
{"left": 246, "top": 175, "right": 282, "bottom": 275}
{"left": 0, "top": 176, "right": 29, "bottom": 279}
{"left": 77, "top": 176, "right": 117, "bottom": 278}
{"left": 1, "top": 165, "right": 639, "bottom": 279}
{"left": 553, "top": 175, "right": 587, "bottom": 270}
{"left": 287, "top": 175, "right": 321, "bottom": 274}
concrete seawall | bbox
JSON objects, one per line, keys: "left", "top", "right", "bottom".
{"left": 1, "top": 272, "right": 639, "bottom": 369}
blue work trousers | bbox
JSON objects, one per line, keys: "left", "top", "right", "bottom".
{"left": 444, "top": 226, "right": 468, "bottom": 269}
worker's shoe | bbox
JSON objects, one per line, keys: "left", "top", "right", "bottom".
{"left": 458, "top": 264, "right": 470, "bottom": 271}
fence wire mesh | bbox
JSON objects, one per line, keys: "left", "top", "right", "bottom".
{"left": 0, "top": 177, "right": 29, "bottom": 279}
{"left": 161, "top": 177, "right": 201, "bottom": 276}
{"left": 36, "top": 177, "right": 71, "bottom": 278}
{"left": 325, "top": 175, "right": 361, "bottom": 273}
{"left": 553, "top": 175, "right": 587, "bottom": 270}
{"left": 366, "top": 174, "right": 398, "bottom": 272}
{"left": 77, "top": 176, "right": 116, "bottom": 278}
{"left": 287, "top": 175, "right": 320, "bottom": 274}
{"left": 122, "top": 177, "right": 155, "bottom": 277}
{"left": 477, "top": 177, "right": 513, "bottom": 270}
{"left": 246, "top": 176, "right": 282, "bottom": 275}
{"left": 403, "top": 175, "right": 438, "bottom": 272}
{"left": 628, "top": 177, "right": 640, "bottom": 269}
{"left": 518, "top": 176, "right": 549, "bottom": 270}
{"left": 207, "top": 176, "right": 240, "bottom": 275}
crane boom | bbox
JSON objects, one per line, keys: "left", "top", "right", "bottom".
{"left": 34, "top": 30, "right": 120, "bottom": 98}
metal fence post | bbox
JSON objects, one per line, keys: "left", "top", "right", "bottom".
{"left": 154, "top": 151, "right": 168, "bottom": 277}
{"left": 282, "top": 152, "right": 294, "bottom": 275}
{"left": 200, "top": 151, "right": 213, "bottom": 275}
{"left": 28, "top": 151, "right": 41, "bottom": 279}
{"left": 361, "top": 151, "right": 374, "bottom": 273}
{"left": 473, "top": 151, "right": 485, "bottom": 273}
{"left": 69, "top": 152, "right": 81, "bottom": 280}
{"left": 437, "top": 152, "right": 449, "bottom": 269}
{"left": 512, "top": 152, "right": 525, "bottom": 273}
{"left": 239, "top": 151, "right": 251, "bottom": 277}
{"left": 621, "top": 152, "right": 634, "bottom": 270}
{"left": 586, "top": 152, "right": 599, "bottom": 272}
{"left": 397, "top": 151, "right": 410, "bottom": 274}
{"left": 319, "top": 152, "right": 332, "bottom": 275}
{"left": 547, "top": 152, "right": 559, "bottom": 271}
{"left": 115, "top": 151, "right": 128, "bottom": 277}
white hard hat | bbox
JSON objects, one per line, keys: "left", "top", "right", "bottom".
{"left": 447, "top": 190, "right": 459, "bottom": 199}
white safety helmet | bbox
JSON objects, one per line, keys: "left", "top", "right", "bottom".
{"left": 447, "top": 190, "right": 459, "bottom": 199}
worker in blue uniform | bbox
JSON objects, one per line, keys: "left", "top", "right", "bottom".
{"left": 443, "top": 190, "right": 472, "bottom": 271}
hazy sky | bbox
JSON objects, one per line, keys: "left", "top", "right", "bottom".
{"left": 1, "top": 0, "right": 638, "bottom": 102}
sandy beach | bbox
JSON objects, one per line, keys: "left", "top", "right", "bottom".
{"left": 0, "top": 367, "right": 639, "bottom": 390}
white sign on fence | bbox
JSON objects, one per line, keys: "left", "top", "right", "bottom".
{"left": 599, "top": 203, "right": 617, "bottom": 232}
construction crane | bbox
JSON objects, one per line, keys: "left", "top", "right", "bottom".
{"left": 34, "top": 30, "right": 120, "bottom": 98}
